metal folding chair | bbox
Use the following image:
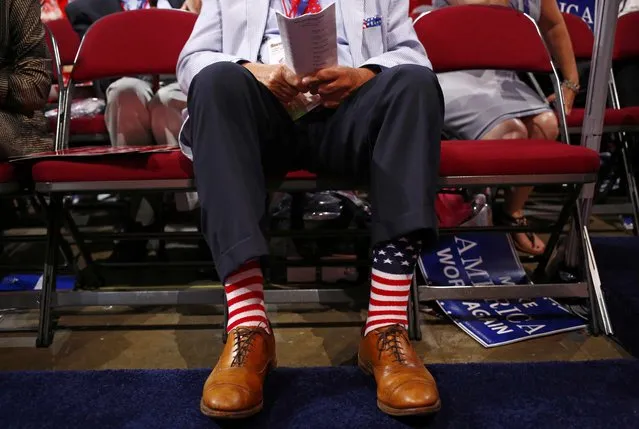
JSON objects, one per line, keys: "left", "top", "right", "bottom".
{"left": 412, "top": 6, "right": 611, "bottom": 335}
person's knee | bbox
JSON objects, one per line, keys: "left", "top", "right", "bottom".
{"left": 500, "top": 118, "right": 529, "bottom": 140}
{"left": 385, "top": 64, "right": 439, "bottom": 93}
{"left": 190, "top": 62, "right": 252, "bottom": 98}
{"left": 106, "top": 77, "right": 152, "bottom": 104}
{"left": 533, "top": 111, "right": 559, "bottom": 140}
{"left": 152, "top": 84, "right": 187, "bottom": 112}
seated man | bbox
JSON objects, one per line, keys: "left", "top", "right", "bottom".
{"left": 66, "top": 0, "right": 200, "bottom": 147}
{"left": 1, "top": 0, "right": 53, "bottom": 159}
{"left": 177, "top": 0, "right": 444, "bottom": 419}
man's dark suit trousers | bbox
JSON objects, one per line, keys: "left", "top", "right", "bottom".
{"left": 181, "top": 62, "right": 444, "bottom": 281}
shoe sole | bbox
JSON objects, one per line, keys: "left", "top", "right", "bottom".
{"left": 199, "top": 399, "right": 263, "bottom": 419}
{"left": 357, "top": 356, "right": 442, "bottom": 417}
{"left": 199, "top": 359, "right": 277, "bottom": 419}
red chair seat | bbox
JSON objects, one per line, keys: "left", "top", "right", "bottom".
{"left": 32, "top": 150, "right": 193, "bottom": 183}
{"left": 439, "top": 139, "right": 600, "bottom": 177}
{"left": 567, "top": 107, "right": 639, "bottom": 128}
{"left": 31, "top": 140, "right": 599, "bottom": 185}
{"left": 0, "top": 163, "right": 16, "bottom": 183}
{"left": 285, "top": 170, "right": 317, "bottom": 180}
{"left": 48, "top": 114, "right": 108, "bottom": 136}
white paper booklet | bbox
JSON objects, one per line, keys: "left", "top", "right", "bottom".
{"left": 276, "top": 3, "right": 338, "bottom": 119}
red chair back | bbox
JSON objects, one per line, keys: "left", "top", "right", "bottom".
{"left": 71, "top": 9, "right": 197, "bottom": 82}
{"left": 614, "top": 11, "right": 639, "bottom": 61}
{"left": 45, "top": 19, "right": 80, "bottom": 66}
{"left": 561, "top": 12, "right": 593, "bottom": 61}
{"left": 414, "top": 5, "right": 553, "bottom": 73}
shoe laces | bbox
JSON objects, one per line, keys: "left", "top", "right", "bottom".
{"left": 230, "top": 327, "right": 259, "bottom": 367}
{"left": 375, "top": 325, "right": 407, "bottom": 364}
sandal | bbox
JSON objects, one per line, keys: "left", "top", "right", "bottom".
{"left": 493, "top": 208, "right": 546, "bottom": 256}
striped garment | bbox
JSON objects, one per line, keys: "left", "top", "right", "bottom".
{"left": 224, "top": 260, "right": 269, "bottom": 333}
{"left": 0, "top": 0, "right": 53, "bottom": 160}
{"left": 364, "top": 237, "right": 421, "bottom": 336}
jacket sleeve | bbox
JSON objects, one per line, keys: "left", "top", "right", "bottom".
{"left": 176, "top": 0, "right": 246, "bottom": 94}
{"left": 361, "top": 0, "right": 432, "bottom": 70}
{"left": 0, "top": 0, "right": 53, "bottom": 114}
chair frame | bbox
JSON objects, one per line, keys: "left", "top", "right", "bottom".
{"left": 0, "top": 26, "right": 80, "bottom": 319}
{"left": 561, "top": 12, "right": 639, "bottom": 235}
{"left": 32, "top": 7, "right": 609, "bottom": 347}
{"left": 410, "top": 7, "right": 610, "bottom": 334}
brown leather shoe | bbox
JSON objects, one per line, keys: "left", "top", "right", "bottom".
{"left": 200, "top": 326, "right": 276, "bottom": 419}
{"left": 358, "top": 324, "right": 440, "bottom": 416}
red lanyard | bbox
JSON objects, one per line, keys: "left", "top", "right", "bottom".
{"left": 281, "top": 0, "right": 319, "bottom": 18}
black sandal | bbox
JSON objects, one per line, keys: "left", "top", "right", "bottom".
{"left": 493, "top": 207, "right": 544, "bottom": 255}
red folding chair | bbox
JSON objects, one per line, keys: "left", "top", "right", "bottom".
{"left": 562, "top": 12, "right": 639, "bottom": 235}
{"left": 409, "top": 0, "right": 432, "bottom": 20}
{"left": 413, "top": 6, "right": 610, "bottom": 334}
{"left": 0, "top": 164, "right": 19, "bottom": 195}
{"left": 611, "top": 11, "right": 639, "bottom": 122}
{"left": 562, "top": 12, "right": 639, "bottom": 134}
{"left": 44, "top": 19, "right": 106, "bottom": 145}
{"left": 31, "top": 9, "right": 197, "bottom": 346}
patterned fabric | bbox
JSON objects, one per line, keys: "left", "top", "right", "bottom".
{"left": 287, "top": 0, "right": 322, "bottom": 16}
{"left": 224, "top": 259, "right": 269, "bottom": 333}
{"left": 0, "top": 0, "right": 53, "bottom": 160}
{"left": 363, "top": 15, "right": 382, "bottom": 29}
{"left": 364, "top": 236, "right": 421, "bottom": 336}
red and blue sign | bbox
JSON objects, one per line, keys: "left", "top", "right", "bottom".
{"left": 558, "top": 0, "right": 596, "bottom": 29}
{"left": 418, "top": 233, "right": 586, "bottom": 347}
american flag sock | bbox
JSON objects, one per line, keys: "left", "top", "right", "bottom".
{"left": 224, "top": 259, "right": 270, "bottom": 334}
{"left": 364, "top": 236, "right": 422, "bottom": 336}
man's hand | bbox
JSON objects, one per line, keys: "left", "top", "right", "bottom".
{"left": 180, "top": 0, "right": 202, "bottom": 14}
{"left": 302, "top": 67, "right": 376, "bottom": 109}
{"left": 243, "top": 63, "right": 303, "bottom": 104}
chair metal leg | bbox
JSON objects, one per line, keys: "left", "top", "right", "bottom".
{"left": 620, "top": 141, "right": 639, "bottom": 236}
{"left": 32, "top": 195, "right": 75, "bottom": 272}
{"left": 408, "top": 275, "right": 422, "bottom": 341}
{"left": 62, "top": 207, "right": 104, "bottom": 289}
{"left": 572, "top": 204, "right": 613, "bottom": 336}
{"left": 36, "top": 195, "right": 62, "bottom": 348}
{"left": 533, "top": 185, "right": 582, "bottom": 280}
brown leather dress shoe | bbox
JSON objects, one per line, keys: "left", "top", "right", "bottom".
{"left": 358, "top": 324, "right": 440, "bottom": 416}
{"left": 200, "top": 326, "right": 276, "bottom": 419}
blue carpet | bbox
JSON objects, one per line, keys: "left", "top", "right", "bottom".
{"left": 592, "top": 236, "right": 639, "bottom": 357}
{"left": 1, "top": 361, "right": 639, "bottom": 429}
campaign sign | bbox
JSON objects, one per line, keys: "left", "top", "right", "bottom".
{"left": 418, "top": 233, "right": 586, "bottom": 347}
{"left": 0, "top": 274, "right": 75, "bottom": 291}
{"left": 557, "top": 0, "right": 596, "bottom": 29}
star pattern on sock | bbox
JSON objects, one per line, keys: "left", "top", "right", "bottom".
{"left": 372, "top": 238, "right": 421, "bottom": 275}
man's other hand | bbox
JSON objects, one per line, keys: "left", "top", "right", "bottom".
{"left": 302, "top": 67, "right": 376, "bottom": 109}
{"left": 243, "top": 63, "right": 303, "bottom": 104}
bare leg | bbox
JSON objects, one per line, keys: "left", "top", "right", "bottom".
{"left": 482, "top": 118, "right": 545, "bottom": 254}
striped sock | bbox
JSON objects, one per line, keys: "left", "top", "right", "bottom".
{"left": 224, "top": 259, "right": 270, "bottom": 333}
{"left": 364, "top": 236, "right": 421, "bottom": 336}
